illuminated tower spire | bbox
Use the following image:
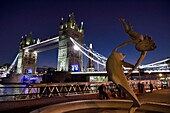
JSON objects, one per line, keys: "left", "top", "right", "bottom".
{"left": 79, "top": 21, "right": 84, "bottom": 33}
{"left": 59, "top": 17, "right": 64, "bottom": 30}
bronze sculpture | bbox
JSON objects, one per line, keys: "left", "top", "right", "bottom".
{"left": 106, "top": 18, "right": 156, "bottom": 112}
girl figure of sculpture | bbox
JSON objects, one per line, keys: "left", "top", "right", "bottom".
{"left": 106, "top": 18, "right": 156, "bottom": 113}
{"left": 116, "top": 18, "right": 156, "bottom": 76}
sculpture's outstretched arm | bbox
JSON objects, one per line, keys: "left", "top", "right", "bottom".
{"left": 126, "top": 51, "right": 147, "bottom": 76}
{"left": 114, "top": 40, "right": 136, "bottom": 52}
{"left": 119, "top": 18, "right": 130, "bottom": 33}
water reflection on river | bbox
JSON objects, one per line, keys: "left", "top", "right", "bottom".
{"left": 0, "top": 84, "right": 27, "bottom": 101}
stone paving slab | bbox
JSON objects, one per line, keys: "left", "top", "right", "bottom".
{"left": 0, "top": 88, "right": 170, "bottom": 113}
{"left": 0, "top": 93, "right": 98, "bottom": 113}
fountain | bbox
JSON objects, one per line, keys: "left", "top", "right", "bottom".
{"left": 31, "top": 18, "right": 170, "bottom": 113}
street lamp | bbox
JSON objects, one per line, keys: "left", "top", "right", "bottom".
{"left": 159, "top": 73, "right": 162, "bottom": 77}
{"left": 148, "top": 70, "right": 152, "bottom": 81}
{"left": 159, "top": 73, "right": 164, "bottom": 89}
{"left": 138, "top": 68, "right": 142, "bottom": 88}
{"left": 148, "top": 70, "right": 152, "bottom": 74}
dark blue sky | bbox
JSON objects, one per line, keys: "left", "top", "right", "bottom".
{"left": 0, "top": 0, "right": 170, "bottom": 68}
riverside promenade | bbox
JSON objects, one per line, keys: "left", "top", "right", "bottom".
{"left": 137, "top": 88, "right": 170, "bottom": 104}
{"left": 0, "top": 88, "right": 170, "bottom": 113}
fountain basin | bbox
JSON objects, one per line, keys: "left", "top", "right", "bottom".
{"left": 31, "top": 100, "right": 170, "bottom": 113}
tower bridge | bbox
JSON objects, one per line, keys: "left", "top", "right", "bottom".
{"left": 17, "top": 13, "right": 84, "bottom": 75}
{"left": 0, "top": 13, "right": 170, "bottom": 78}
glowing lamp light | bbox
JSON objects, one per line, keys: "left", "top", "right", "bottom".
{"left": 89, "top": 43, "right": 93, "bottom": 49}
{"left": 71, "top": 64, "right": 79, "bottom": 72}
{"left": 74, "top": 45, "right": 80, "bottom": 51}
{"left": 148, "top": 70, "right": 152, "bottom": 74}
{"left": 159, "top": 73, "right": 162, "bottom": 77}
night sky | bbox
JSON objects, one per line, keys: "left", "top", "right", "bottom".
{"left": 0, "top": 0, "right": 170, "bottom": 68}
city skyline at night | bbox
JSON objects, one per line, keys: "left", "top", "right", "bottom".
{"left": 1, "top": 0, "right": 170, "bottom": 68}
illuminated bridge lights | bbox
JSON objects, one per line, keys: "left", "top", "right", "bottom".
{"left": 70, "top": 37, "right": 107, "bottom": 66}
{"left": 0, "top": 36, "right": 169, "bottom": 78}
{"left": 23, "top": 36, "right": 59, "bottom": 50}
{"left": 70, "top": 37, "right": 170, "bottom": 73}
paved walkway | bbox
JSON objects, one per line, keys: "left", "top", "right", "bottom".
{"left": 1, "top": 88, "right": 170, "bottom": 113}
{"left": 66, "top": 89, "right": 170, "bottom": 113}
{"left": 108, "top": 88, "right": 170, "bottom": 104}
{"left": 135, "top": 88, "right": 170, "bottom": 104}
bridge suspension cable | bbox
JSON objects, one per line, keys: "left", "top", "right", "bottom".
{"left": 139, "top": 57, "right": 170, "bottom": 69}
{"left": 0, "top": 54, "right": 19, "bottom": 78}
{"left": 70, "top": 37, "right": 107, "bottom": 61}
{"left": 70, "top": 37, "right": 107, "bottom": 66}
{"left": 70, "top": 37, "right": 170, "bottom": 72}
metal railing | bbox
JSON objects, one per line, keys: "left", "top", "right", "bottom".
{"left": 0, "top": 82, "right": 112, "bottom": 101}
{"left": 0, "top": 81, "right": 164, "bottom": 101}
{"left": 16, "top": 82, "right": 112, "bottom": 100}
{"left": 0, "top": 83, "right": 28, "bottom": 101}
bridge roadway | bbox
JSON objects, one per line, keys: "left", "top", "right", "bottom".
{"left": 23, "top": 36, "right": 59, "bottom": 53}
{"left": 0, "top": 88, "right": 170, "bottom": 113}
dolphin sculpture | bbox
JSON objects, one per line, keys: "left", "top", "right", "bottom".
{"left": 106, "top": 18, "right": 156, "bottom": 113}
{"left": 106, "top": 50, "right": 140, "bottom": 112}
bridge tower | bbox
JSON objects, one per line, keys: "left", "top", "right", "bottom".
{"left": 17, "top": 32, "right": 38, "bottom": 74}
{"left": 57, "top": 13, "right": 84, "bottom": 72}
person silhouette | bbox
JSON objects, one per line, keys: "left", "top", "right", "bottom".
{"left": 149, "top": 82, "right": 153, "bottom": 93}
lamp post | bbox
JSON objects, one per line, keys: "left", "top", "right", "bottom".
{"left": 148, "top": 70, "right": 152, "bottom": 81}
{"left": 159, "top": 73, "right": 162, "bottom": 77}
{"left": 138, "top": 69, "right": 141, "bottom": 81}
{"left": 159, "top": 73, "right": 163, "bottom": 89}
